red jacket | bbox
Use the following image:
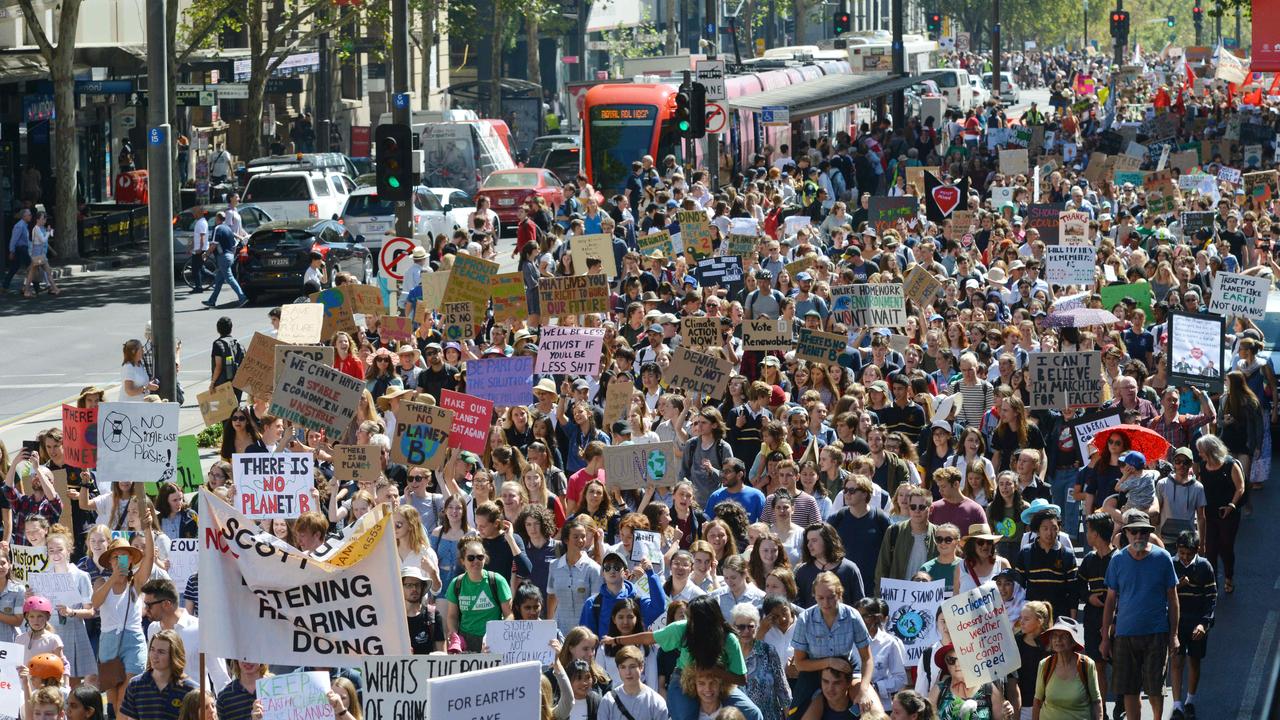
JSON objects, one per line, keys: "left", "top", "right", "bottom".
{"left": 516, "top": 217, "right": 539, "bottom": 255}
{"left": 334, "top": 353, "right": 365, "bottom": 381}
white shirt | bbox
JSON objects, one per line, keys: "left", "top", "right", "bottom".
{"left": 119, "top": 363, "right": 150, "bottom": 402}
{"left": 225, "top": 207, "right": 245, "bottom": 238}
{"left": 865, "top": 629, "right": 908, "bottom": 709}
{"left": 192, "top": 217, "right": 210, "bottom": 252}
{"left": 210, "top": 149, "right": 232, "bottom": 177}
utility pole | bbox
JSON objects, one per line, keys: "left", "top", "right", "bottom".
{"left": 1215, "top": 0, "right": 1221, "bottom": 45}
{"left": 146, "top": 0, "right": 175, "bottom": 401}
{"left": 1234, "top": 4, "right": 1240, "bottom": 48}
{"left": 890, "top": 0, "right": 904, "bottom": 131}
{"left": 317, "top": 8, "right": 331, "bottom": 152}
{"left": 392, "top": 0, "right": 414, "bottom": 239}
{"left": 1083, "top": 0, "right": 1089, "bottom": 51}
{"left": 991, "top": 0, "right": 1001, "bottom": 104}
{"left": 704, "top": 0, "right": 720, "bottom": 191}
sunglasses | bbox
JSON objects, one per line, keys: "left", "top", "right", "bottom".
{"left": 1126, "top": 528, "right": 1151, "bottom": 536}
{"left": 231, "top": 416, "right": 247, "bottom": 422}
{"left": 843, "top": 487, "right": 860, "bottom": 494}
{"left": 465, "top": 554, "right": 485, "bottom": 562}
{"left": 734, "top": 623, "right": 757, "bottom": 632}
{"left": 909, "top": 503, "right": 930, "bottom": 511}
{"left": 603, "top": 563, "right": 625, "bottom": 572}
{"left": 936, "top": 537, "right": 957, "bottom": 544}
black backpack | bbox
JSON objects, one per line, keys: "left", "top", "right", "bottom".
{"left": 213, "top": 336, "right": 244, "bottom": 385}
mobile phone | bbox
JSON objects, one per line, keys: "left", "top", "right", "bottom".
{"left": 117, "top": 554, "right": 131, "bottom": 570}
{"left": 293, "top": 427, "right": 306, "bottom": 444}
{"left": 22, "top": 440, "right": 39, "bottom": 453}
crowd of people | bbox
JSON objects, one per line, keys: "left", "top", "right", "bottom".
{"left": 2, "top": 44, "right": 1276, "bottom": 720}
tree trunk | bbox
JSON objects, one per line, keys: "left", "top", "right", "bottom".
{"left": 526, "top": 13, "right": 541, "bottom": 89}
{"left": 247, "top": 0, "right": 268, "bottom": 159}
{"left": 666, "top": 0, "right": 678, "bottom": 54}
{"left": 50, "top": 60, "right": 79, "bottom": 261}
{"left": 793, "top": 0, "right": 807, "bottom": 43}
{"left": 422, "top": 0, "right": 436, "bottom": 101}
{"left": 741, "top": 0, "right": 756, "bottom": 56}
{"left": 490, "top": 10, "right": 503, "bottom": 119}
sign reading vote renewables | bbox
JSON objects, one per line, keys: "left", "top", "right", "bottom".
{"left": 1027, "top": 352, "right": 1102, "bottom": 410}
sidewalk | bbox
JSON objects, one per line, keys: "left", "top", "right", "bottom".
{"left": 46, "top": 248, "right": 151, "bottom": 280}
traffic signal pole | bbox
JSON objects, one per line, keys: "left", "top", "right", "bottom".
{"left": 991, "top": 0, "right": 1001, "bottom": 103}
{"left": 1113, "top": 0, "right": 1124, "bottom": 67}
{"left": 890, "top": 0, "right": 904, "bottom": 131}
{"left": 705, "top": 0, "right": 720, "bottom": 192}
{"left": 392, "top": 0, "right": 414, "bottom": 241}
{"left": 146, "top": 0, "right": 175, "bottom": 401}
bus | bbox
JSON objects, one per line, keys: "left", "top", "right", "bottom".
{"left": 582, "top": 60, "right": 853, "bottom": 193}
{"left": 844, "top": 31, "right": 937, "bottom": 77}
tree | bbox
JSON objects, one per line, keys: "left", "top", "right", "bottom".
{"left": 16, "top": 0, "right": 82, "bottom": 261}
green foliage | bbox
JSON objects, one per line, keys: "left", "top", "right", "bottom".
{"left": 600, "top": 10, "right": 666, "bottom": 71}
{"left": 196, "top": 422, "right": 223, "bottom": 449}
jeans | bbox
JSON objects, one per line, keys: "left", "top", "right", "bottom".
{"left": 668, "top": 668, "right": 763, "bottom": 720}
{"left": 206, "top": 252, "right": 245, "bottom": 304}
{"left": 1204, "top": 507, "right": 1240, "bottom": 580}
{"left": 1051, "top": 466, "right": 1083, "bottom": 539}
{"left": 188, "top": 250, "right": 213, "bottom": 291}
{"left": 3, "top": 246, "right": 30, "bottom": 290}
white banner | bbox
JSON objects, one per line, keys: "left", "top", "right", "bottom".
{"left": 95, "top": 402, "right": 180, "bottom": 484}
{"left": 232, "top": 452, "right": 317, "bottom": 519}
{"left": 362, "top": 654, "right": 503, "bottom": 720}
{"left": 484, "top": 620, "right": 558, "bottom": 665}
{"left": 0, "top": 641, "right": 22, "bottom": 720}
{"left": 197, "top": 489, "right": 410, "bottom": 666}
{"left": 942, "top": 582, "right": 1020, "bottom": 686}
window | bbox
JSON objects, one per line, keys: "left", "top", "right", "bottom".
{"left": 330, "top": 177, "right": 347, "bottom": 196}
{"left": 244, "top": 176, "right": 311, "bottom": 203}
{"left": 416, "top": 190, "right": 443, "bottom": 212}
{"left": 312, "top": 179, "right": 331, "bottom": 197}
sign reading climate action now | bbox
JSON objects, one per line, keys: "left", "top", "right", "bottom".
{"left": 1027, "top": 352, "right": 1102, "bottom": 410}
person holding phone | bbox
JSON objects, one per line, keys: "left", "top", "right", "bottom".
{"left": 90, "top": 495, "right": 156, "bottom": 713}
{"left": 1, "top": 449, "right": 62, "bottom": 546}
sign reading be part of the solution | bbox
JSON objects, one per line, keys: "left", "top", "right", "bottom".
{"left": 233, "top": 452, "right": 316, "bottom": 519}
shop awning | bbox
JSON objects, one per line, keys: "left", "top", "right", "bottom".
{"left": 730, "top": 71, "right": 949, "bottom": 119}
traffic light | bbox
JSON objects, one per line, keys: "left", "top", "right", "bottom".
{"left": 674, "top": 84, "right": 693, "bottom": 137}
{"left": 1166, "top": 15, "right": 1175, "bottom": 27}
{"left": 687, "top": 81, "right": 707, "bottom": 138}
{"left": 1193, "top": 5, "right": 1203, "bottom": 26}
{"left": 375, "top": 123, "right": 413, "bottom": 201}
{"left": 834, "top": 11, "right": 851, "bottom": 35}
{"left": 926, "top": 12, "right": 941, "bottom": 34}
{"left": 1109, "top": 10, "right": 1129, "bottom": 38}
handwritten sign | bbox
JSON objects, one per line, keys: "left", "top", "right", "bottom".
{"left": 490, "top": 272, "right": 527, "bottom": 323}
{"left": 570, "top": 234, "right": 618, "bottom": 277}
{"left": 832, "top": 284, "right": 906, "bottom": 328}
{"left": 233, "top": 452, "right": 316, "bottom": 519}
{"left": 438, "top": 390, "right": 493, "bottom": 456}
{"left": 273, "top": 344, "right": 336, "bottom": 385}
{"left": 485, "top": 620, "right": 558, "bottom": 665}
{"left": 868, "top": 197, "right": 918, "bottom": 233}
{"left": 680, "top": 316, "right": 721, "bottom": 350}
{"left": 347, "top": 284, "right": 387, "bottom": 316}
{"left": 268, "top": 354, "right": 364, "bottom": 441}
{"left": 442, "top": 254, "right": 499, "bottom": 318}
{"left": 62, "top": 404, "right": 97, "bottom": 469}
{"left": 334, "top": 445, "right": 381, "bottom": 485}
{"left": 743, "top": 318, "right": 791, "bottom": 351}
{"left": 468, "top": 356, "right": 535, "bottom": 407}
{"left": 1045, "top": 244, "right": 1096, "bottom": 285}
{"left": 9, "top": 545, "right": 48, "bottom": 584}
{"left": 1026, "top": 203, "right": 1064, "bottom": 244}
{"left": 942, "top": 582, "right": 1020, "bottom": 686}
{"left": 1058, "top": 210, "right": 1090, "bottom": 245}
{"left": 904, "top": 266, "right": 943, "bottom": 307}
{"left": 538, "top": 274, "right": 611, "bottom": 316}
{"left": 277, "top": 303, "right": 325, "bottom": 344}
{"left": 879, "top": 579, "right": 946, "bottom": 664}
{"left": 1168, "top": 311, "right": 1225, "bottom": 393}
{"left": 725, "top": 233, "right": 757, "bottom": 259}
{"left": 1209, "top": 271, "right": 1270, "bottom": 320}
{"left": 665, "top": 346, "right": 731, "bottom": 400}
{"left": 796, "top": 328, "right": 849, "bottom": 365}
{"left": 197, "top": 382, "right": 238, "bottom": 426}
{"left": 1069, "top": 409, "right": 1123, "bottom": 464}
{"left": 392, "top": 402, "right": 454, "bottom": 470}
{"left": 166, "top": 538, "right": 198, "bottom": 594}
{"left": 1218, "top": 165, "right": 1242, "bottom": 184}
{"left": 361, "top": 655, "right": 503, "bottom": 720}
{"left": 95, "top": 402, "right": 179, "bottom": 484}
{"left": 631, "top": 529, "right": 664, "bottom": 565}
{"left": 602, "top": 441, "right": 678, "bottom": 491}
{"left": 1027, "top": 352, "right": 1102, "bottom": 410}
{"left": 678, "top": 210, "right": 714, "bottom": 258}
{"left": 999, "top": 148, "right": 1029, "bottom": 175}
{"left": 233, "top": 332, "right": 282, "bottom": 396}
{"left": 602, "top": 375, "right": 635, "bottom": 427}
{"left": 174, "top": 435, "right": 203, "bottom": 493}
{"left": 309, "top": 288, "right": 358, "bottom": 340}
{"left": 258, "top": 671, "right": 335, "bottom": 720}
{"left": 28, "top": 571, "right": 87, "bottom": 611}
{"left": 440, "top": 301, "right": 474, "bottom": 343}
{"left": 535, "top": 326, "right": 607, "bottom": 375}
{"left": 638, "top": 230, "right": 675, "bottom": 258}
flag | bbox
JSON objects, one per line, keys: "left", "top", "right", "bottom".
{"left": 1244, "top": 88, "right": 1263, "bottom": 106}
{"left": 1183, "top": 61, "right": 1197, "bottom": 91}
{"left": 1216, "top": 46, "right": 1248, "bottom": 84}
{"left": 1270, "top": 73, "right": 1280, "bottom": 95}
{"left": 1131, "top": 41, "right": 1143, "bottom": 66}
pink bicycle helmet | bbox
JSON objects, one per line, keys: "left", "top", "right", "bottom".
{"left": 23, "top": 595, "right": 53, "bottom": 615}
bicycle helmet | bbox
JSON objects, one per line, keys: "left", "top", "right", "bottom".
{"left": 23, "top": 595, "right": 53, "bottom": 615}
{"left": 28, "top": 653, "right": 64, "bottom": 681}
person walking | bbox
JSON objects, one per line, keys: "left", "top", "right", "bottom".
{"left": 202, "top": 211, "right": 247, "bottom": 308}
{"left": 188, "top": 207, "right": 211, "bottom": 293}
{"left": 4, "top": 208, "right": 32, "bottom": 294}
{"left": 25, "top": 210, "right": 58, "bottom": 296}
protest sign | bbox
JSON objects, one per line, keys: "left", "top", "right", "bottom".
{"left": 681, "top": 316, "right": 722, "bottom": 349}
{"left": 95, "top": 402, "right": 179, "bottom": 484}
{"left": 47, "top": 469, "right": 73, "bottom": 523}
{"left": 1069, "top": 409, "right": 1123, "bottom": 465}
{"left": 999, "top": 148, "right": 1029, "bottom": 175}
{"left": 1026, "top": 203, "right": 1064, "bottom": 244}
{"left": 1100, "top": 282, "right": 1152, "bottom": 316}
{"left": 696, "top": 256, "right": 744, "bottom": 293}
{"left": 197, "top": 382, "right": 238, "bottom": 426}
{"left": 904, "top": 266, "right": 943, "bottom": 307}
{"left": 879, "top": 579, "right": 946, "bottom": 664}
{"left": 1168, "top": 311, "right": 1225, "bottom": 393}
{"left": 426, "top": 661, "right": 541, "bottom": 720}
{"left": 571, "top": 234, "right": 618, "bottom": 277}
{"left": 991, "top": 185, "right": 1016, "bottom": 207}
{"left": 1058, "top": 210, "right": 1090, "bottom": 245}
{"left": 678, "top": 210, "right": 714, "bottom": 258}
{"left": 9, "top": 545, "right": 48, "bottom": 583}
{"left": 1045, "top": 244, "right": 1097, "bottom": 285}
{"left": 485, "top": 620, "right": 558, "bottom": 665}
{"left": 258, "top": 671, "right": 335, "bottom": 720}
{"left": 1180, "top": 211, "right": 1216, "bottom": 239}
{"left": 269, "top": 353, "right": 363, "bottom": 440}
{"left": 442, "top": 254, "right": 499, "bottom": 317}
{"left": 1218, "top": 165, "right": 1242, "bottom": 184}
{"left": 233, "top": 452, "right": 317, "bottom": 519}
{"left": 950, "top": 210, "right": 975, "bottom": 232}
{"left": 785, "top": 254, "right": 816, "bottom": 279}
{"left": 832, "top": 284, "right": 907, "bottom": 328}
{"left": 631, "top": 530, "right": 664, "bottom": 565}
{"left": 1027, "top": 352, "right": 1102, "bottom": 410}
{"left": 438, "top": 390, "right": 493, "bottom": 455}
{"left": 725, "top": 233, "right": 758, "bottom": 259}
{"left": 167, "top": 538, "right": 199, "bottom": 593}
{"left": 490, "top": 272, "right": 527, "bottom": 323}
{"left": 27, "top": 571, "right": 88, "bottom": 611}
{"left": 796, "top": 328, "right": 849, "bottom": 365}
{"left": 602, "top": 441, "right": 678, "bottom": 491}
{"left": 309, "top": 288, "right": 359, "bottom": 340}
{"left": 392, "top": 402, "right": 454, "bottom": 470}
{"left": 783, "top": 214, "right": 811, "bottom": 236}
{"left": 234, "top": 332, "right": 282, "bottom": 395}
{"left": 1170, "top": 150, "right": 1199, "bottom": 173}
{"left": 334, "top": 445, "right": 381, "bottom": 485}
{"left": 199, "top": 491, "right": 409, "bottom": 664}
{"left": 0, "top": 641, "right": 21, "bottom": 718}
{"left": 277, "top": 303, "right": 325, "bottom": 344}
{"left": 440, "top": 301, "right": 474, "bottom": 343}
{"left": 868, "top": 197, "right": 918, "bottom": 233}
{"left": 467, "top": 356, "right": 535, "bottom": 407}
{"left": 665, "top": 346, "right": 731, "bottom": 400}
{"left": 743, "top": 317, "right": 791, "bottom": 351}
{"left": 62, "top": 404, "right": 97, "bottom": 468}
{"left": 602, "top": 375, "right": 635, "bottom": 427}
{"left": 638, "top": 230, "right": 676, "bottom": 259}
{"left": 906, "top": 166, "right": 938, "bottom": 193}
{"left": 361, "top": 654, "right": 503, "bottom": 720}
{"left": 419, "top": 271, "right": 450, "bottom": 317}
{"left": 347, "top": 284, "right": 387, "bottom": 316}
{"left": 378, "top": 316, "right": 412, "bottom": 345}
{"left": 174, "top": 435, "right": 203, "bottom": 493}
{"left": 273, "top": 344, "right": 336, "bottom": 385}
{"left": 942, "top": 582, "right": 1020, "bottom": 686}
{"left": 1244, "top": 170, "right": 1279, "bottom": 210}
{"left": 535, "top": 326, "right": 607, "bottom": 375}
{"left": 539, "top": 274, "right": 611, "bottom": 316}
{"left": 1209, "top": 271, "right": 1269, "bottom": 320}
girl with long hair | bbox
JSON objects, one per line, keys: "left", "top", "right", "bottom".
{"left": 557, "top": 392, "right": 610, "bottom": 475}
{"left": 523, "top": 465, "right": 567, "bottom": 529}
{"left": 79, "top": 481, "right": 138, "bottom": 532}
{"left": 332, "top": 331, "right": 365, "bottom": 380}
{"left": 516, "top": 504, "right": 560, "bottom": 605}
{"left": 670, "top": 480, "right": 706, "bottom": 551}
{"left": 923, "top": 422, "right": 956, "bottom": 499}
{"left": 503, "top": 405, "right": 535, "bottom": 454}
{"left": 155, "top": 482, "right": 198, "bottom": 539}
{"left": 364, "top": 348, "right": 404, "bottom": 398}
{"left": 118, "top": 339, "right": 156, "bottom": 401}
{"left": 747, "top": 533, "right": 793, "bottom": 590}
{"left": 955, "top": 523, "right": 1011, "bottom": 595}
{"left": 986, "top": 472, "right": 1030, "bottom": 560}
{"left": 43, "top": 528, "right": 96, "bottom": 684}
{"left": 1015, "top": 600, "right": 1054, "bottom": 716}
{"left": 597, "top": 597, "right": 659, "bottom": 687}
{"left": 1196, "top": 434, "right": 1246, "bottom": 593}
{"left": 962, "top": 463, "right": 996, "bottom": 507}
{"left": 395, "top": 505, "right": 442, "bottom": 588}
{"left": 574, "top": 479, "right": 621, "bottom": 542}
{"left": 1082, "top": 432, "right": 1129, "bottom": 518}
{"left": 702, "top": 518, "right": 739, "bottom": 565}
{"left": 991, "top": 396, "right": 1044, "bottom": 473}
{"left": 1218, "top": 370, "right": 1264, "bottom": 499}
{"left": 492, "top": 445, "right": 531, "bottom": 494}
{"left": 217, "top": 407, "right": 261, "bottom": 461}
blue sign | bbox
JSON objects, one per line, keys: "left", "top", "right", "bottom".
{"left": 705, "top": 23, "right": 715, "bottom": 36}
{"left": 148, "top": 127, "right": 167, "bottom": 146}
{"left": 75, "top": 80, "right": 135, "bottom": 95}
{"left": 394, "top": 93, "right": 410, "bottom": 109}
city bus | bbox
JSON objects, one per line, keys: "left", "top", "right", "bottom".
{"left": 844, "top": 32, "right": 937, "bottom": 77}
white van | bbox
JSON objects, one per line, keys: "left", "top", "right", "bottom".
{"left": 415, "top": 122, "right": 514, "bottom": 196}
{"left": 932, "top": 69, "right": 974, "bottom": 112}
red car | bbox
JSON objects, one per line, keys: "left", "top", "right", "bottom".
{"left": 476, "top": 169, "right": 565, "bottom": 225}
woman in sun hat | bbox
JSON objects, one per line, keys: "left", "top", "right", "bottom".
{"left": 1032, "top": 617, "right": 1102, "bottom": 720}
{"left": 955, "top": 523, "right": 1011, "bottom": 594}
{"left": 365, "top": 347, "right": 404, "bottom": 398}
{"left": 89, "top": 503, "right": 155, "bottom": 712}
{"left": 928, "top": 642, "right": 1010, "bottom": 720}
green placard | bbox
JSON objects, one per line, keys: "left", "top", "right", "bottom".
{"left": 1100, "top": 282, "right": 1152, "bottom": 317}
{"left": 175, "top": 435, "right": 204, "bottom": 493}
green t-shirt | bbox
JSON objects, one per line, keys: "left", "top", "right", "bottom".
{"left": 652, "top": 619, "right": 747, "bottom": 675}
{"left": 446, "top": 571, "right": 511, "bottom": 636}
{"left": 919, "top": 557, "right": 962, "bottom": 593}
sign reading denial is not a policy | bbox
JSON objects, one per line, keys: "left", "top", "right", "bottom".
{"left": 233, "top": 452, "right": 316, "bottom": 519}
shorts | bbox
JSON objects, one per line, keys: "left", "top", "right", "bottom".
{"left": 99, "top": 628, "right": 147, "bottom": 675}
{"left": 1112, "top": 632, "right": 1169, "bottom": 697}
{"left": 1176, "top": 623, "right": 1209, "bottom": 659}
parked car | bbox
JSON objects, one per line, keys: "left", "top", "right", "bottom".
{"left": 172, "top": 204, "right": 271, "bottom": 273}
{"left": 931, "top": 68, "right": 974, "bottom": 111}
{"left": 427, "top": 187, "right": 477, "bottom": 235}
{"left": 475, "top": 168, "right": 565, "bottom": 227}
{"left": 242, "top": 169, "right": 356, "bottom": 221}
{"left": 528, "top": 134, "right": 579, "bottom": 166}
{"left": 982, "top": 72, "right": 1021, "bottom": 104}
{"left": 341, "top": 186, "right": 460, "bottom": 255}
{"left": 237, "top": 219, "right": 372, "bottom": 301}
{"left": 969, "top": 74, "right": 991, "bottom": 106}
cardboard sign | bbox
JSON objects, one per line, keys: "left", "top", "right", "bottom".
{"left": 999, "top": 148, "right": 1029, "bottom": 175}
{"left": 268, "top": 354, "right": 364, "bottom": 441}
{"left": 234, "top": 332, "right": 282, "bottom": 396}
{"left": 273, "top": 344, "right": 336, "bottom": 386}
{"left": 904, "top": 266, "right": 943, "bottom": 307}
{"left": 602, "top": 375, "right": 635, "bottom": 427}
{"left": 62, "top": 404, "right": 97, "bottom": 469}
{"left": 725, "top": 233, "right": 758, "bottom": 259}
{"left": 392, "top": 402, "right": 455, "bottom": 470}
{"left": 174, "top": 435, "right": 203, "bottom": 493}
{"left": 570, "top": 234, "right": 617, "bottom": 277}
{"left": 1170, "top": 150, "right": 1199, "bottom": 173}
{"left": 27, "top": 571, "right": 88, "bottom": 611}
{"left": 419, "top": 271, "right": 450, "bottom": 317}
{"left": 1069, "top": 409, "right": 1123, "bottom": 465}
{"left": 1027, "top": 352, "right": 1102, "bottom": 410}
{"left": 942, "top": 582, "right": 1020, "bottom": 686}
{"left": 868, "top": 197, "right": 918, "bottom": 233}
{"left": 795, "top": 328, "right": 849, "bottom": 365}
{"left": 664, "top": 346, "right": 732, "bottom": 400}
{"left": 166, "top": 537, "right": 199, "bottom": 595}
{"left": 197, "top": 382, "right": 238, "bottom": 426}
{"left": 879, "top": 579, "right": 947, "bottom": 664}
{"left": 831, "top": 284, "right": 907, "bottom": 328}
{"left": 258, "top": 671, "right": 335, "bottom": 720}
{"left": 1168, "top": 311, "right": 1225, "bottom": 393}
{"left": 906, "top": 165, "right": 939, "bottom": 192}
{"left": 680, "top": 316, "right": 722, "bottom": 350}
{"left": 950, "top": 209, "right": 975, "bottom": 232}
{"left": 638, "top": 230, "right": 676, "bottom": 259}
{"left": 310, "top": 287, "right": 359, "bottom": 340}
{"left": 490, "top": 272, "right": 527, "bottom": 323}
{"left": 334, "top": 445, "right": 381, "bottom": 485}
{"left": 535, "top": 326, "right": 607, "bottom": 375}
{"left": 233, "top": 452, "right": 316, "bottom": 519}
{"left": 9, "top": 545, "right": 48, "bottom": 583}
{"left": 438, "top": 390, "right": 493, "bottom": 456}
{"left": 467, "top": 356, "right": 536, "bottom": 407}
{"left": 1058, "top": 210, "right": 1090, "bottom": 245}
{"left": 442, "top": 254, "right": 499, "bottom": 318}
{"left": 426, "top": 662, "right": 541, "bottom": 720}
{"left": 1209, "top": 271, "right": 1270, "bottom": 320}
{"left": 376, "top": 316, "right": 410, "bottom": 345}
{"left": 440, "top": 302, "right": 475, "bottom": 343}
{"left": 95, "top": 402, "right": 179, "bottom": 484}
{"left": 602, "top": 441, "right": 678, "bottom": 491}
{"left": 362, "top": 655, "right": 503, "bottom": 720}
{"left": 538, "top": 274, "right": 611, "bottom": 316}
{"left": 277, "top": 303, "right": 325, "bottom": 344}
{"left": 677, "top": 210, "right": 714, "bottom": 258}
{"left": 1244, "top": 170, "right": 1279, "bottom": 210}
{"left": 347, "top": 284, "right": 387, "bottom": 316}
{"left": 743, "top": 317, "right": 792, "bottom": 351}
{"left": 484, "top": 620, "right": 558, "bottom": 665}
{"left": 0, "top": 641, "right": 22, "bottom": 716}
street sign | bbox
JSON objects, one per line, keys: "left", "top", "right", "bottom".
{"left": 696, "top": 59, "right": 727, "bottom": 101}
{"left": 213, "top": 83, "right": 249, "bottom": 99}
{"left": 394, "top": 93, "right": 410, "bottom": 109}
{"left": 148, "top": 127, "right": 167, "bottom": 145}
{"left": 705, "top": 102, "right": 727, "bottom": 134}
{"left": 379, "top": 237, "right": 416, "bottom": 280}
{"left": 117, "top": 107, "right": 137, "bottom": 131}
{"left": 761, "top": 105, "right": 790, "bottom": 126}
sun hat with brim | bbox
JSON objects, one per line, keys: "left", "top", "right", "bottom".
{"left": 1122, "top": 511, "right": 1156, "bottom": 532}
{"left": 934, "top": 643, "right": 957, "bottom": 672}
{"left": 987, "top": 267, "right": 1008, "bottom": 284}
{"left": 98, "top": 538, "right": 143, "bottom": 570}
{"left": 78, "top": 385, "right": 108, "bottom": 402}
{"left": 396, "top": 345, "right": 420, "bottom": 357}
{"left": 411, "top": 247, "right": 428, "bottom": 260}
{"left": 377, "top": 386, "right": 416, "bottom": 409}
{"left": 962, "top": 523, "right": 1003, "bottom": 544}
{"left": 1020, "top": 498, "right": 1062, "bottom": 525}
{"left": 533, "top": 378, "right": 558, "bottom": 396}
{"left": 1038, "top": 617, "right": 1085, "bottom": 652}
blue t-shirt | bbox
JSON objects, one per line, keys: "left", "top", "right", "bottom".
{"left": 707, "top": 485, "right": 767, "bottom": 522}
{"left": 1105, "top": 545, "right": 1178, "bottom": 637}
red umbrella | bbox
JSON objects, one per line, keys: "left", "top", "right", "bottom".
{"left": 1091, "top": 424, "right": 1172, "bottom": 463}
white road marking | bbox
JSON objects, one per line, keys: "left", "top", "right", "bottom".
{"left": 1240, "top": 609, "right": 1280, "bottom": 716}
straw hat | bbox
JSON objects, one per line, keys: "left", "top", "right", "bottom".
{"left": 376, "top": 386, "right": 415, "bottom": 409}
{"left": 961, "top": 523, "right": 1002, "bottom": 544}
{"left": 533, "top": 378, "right": 558, "bottom": 397}
{"left": 78, "top": 385, "right": 107, "bottom": 403}
{"left": 97, "top": 537, "right": 143, "bottom": 570}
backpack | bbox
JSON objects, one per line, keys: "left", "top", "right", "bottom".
{"left": 448, "top": 570, "right": 501, "bottom": 608}
{"left": 1040, "top": 653, "right": 1089, "bottom": 690}
{"left": 213, "top": 337, "right": 244, "bottom": 385}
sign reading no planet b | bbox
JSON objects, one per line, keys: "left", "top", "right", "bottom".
{"left": 535, "top": 326, "right": 607, "bottom": 375}
{"left": 1209, "top": 271, "right": 1270, "bottom": 320}
{"left": 831, "top": 284, "right": 907, "bottom": 328}
{"left": 796, "top": 328, "right": 849, "bottom": 365}
{"left": 361, "top": 654, "right": 502, "bottom": 720}
{"left": 62, "top": 404, "right": 97, "bottom": 469}
{"left": 602, "top": 441, "right": 678, "bottom": 491}
{"left": 1027, "top": 352, "right": 1101, "bottom": 410}
{"left": 467, "top": 356, "right": 535, "bottom": 407}
{"left": 233, "top": 452, "right": 316, "bottom": 519}
{"left": 269, "top": 354, "right": 364, "bottom": 441}
{"left": 392, "top": 402, "right": 454, "bottom": 470}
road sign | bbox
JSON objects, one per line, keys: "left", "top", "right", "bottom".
{"left": 705, "top": 102, "right": 727, "bottom": 134}
{"left": 394, "top": 92, "right": 410, "bottom": 109}
{"left": 761, "top": 105, "right": 790, "bottom": 126}
{"left": 148, "top": 127, "right": 167, "bottom": 145}
{"left": 117, "top": 106, "right": 137, "bottom": 131}
{"left": 696, "top": 59, "right": 727, "bottom": 101}
{"left": 379, "top": 237, "right": 416, "bottom": 280}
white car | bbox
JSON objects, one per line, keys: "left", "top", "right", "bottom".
{"left": 341, "top": 185, "right": 458, "bottom": 253}
{"left": 427, "top": 186, "right": 477, "bottom": 236}
{"left": 242, "top": 170, "right": 355, "bottom": 221}
{"left": 969, "top": 75, "right": 991, "bottom": 106}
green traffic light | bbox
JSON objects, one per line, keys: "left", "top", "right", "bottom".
{"left": 388, "top": 177, "right": 401, "bottom": 188}
{"left": 679, "top": 120, "right": 690, "bottom": 131}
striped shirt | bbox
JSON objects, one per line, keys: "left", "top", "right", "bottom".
{"left": 956, "top": 380, "right": 994, "bottom": 430}
{"left": 216, "top": 678, "right": 257, "bottom": 720}
{"left": 121, "top": 672, "right": 197, "bottom": 720}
